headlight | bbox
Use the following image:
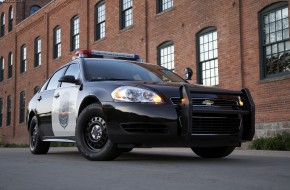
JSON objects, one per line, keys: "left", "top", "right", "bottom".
{"left": 111, "top": 86, "right": 163, "bottom": 104}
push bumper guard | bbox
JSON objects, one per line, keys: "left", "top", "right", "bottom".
{"left": 179, "top": 84, "right": 255, "bottom": 143}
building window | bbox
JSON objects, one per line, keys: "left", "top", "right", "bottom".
{"left": 0, "top": 97, "right": 2, "bottom": 128}
{"left": 34, "top": 37, "right": 41, "bottom": 67}
{"left": 0, "top": 56, "right": 3, "bottom": 82}
{"left": 8, "top": 6, "right": 13, "bottom": 32}
{"left": 71, "top": 16, "right": 80, "bottom": 51}
{"left": 197, "top": 27, "right": 219, "bottom": 86}
{"left": 34, "top": 86, "right": 40, "bottom": 94}
{"left": 29, "top": 5, "right": 41, "bottom": 16}
{"left": 53, "top": 26, "right": 61, "bottom": 59}
{"left": 0, "top": 13, "right": 4, "bottom": 37}
{"left": 157, "top": 0, "right": 173, "bottom": 13}
{"left": 19, "top": 91, "right": 25, "bottom": 124}
{"left": 157, "top": 41, "right": 174, "bottom": 71}
{"left": 8, "top": 52, "right": 12, "bottom": 79}
{"left": 20, "top": 45, "right": 27, "bottom": 73}
{"left": 95, "top": 1, "right": 106, "bottom": 40}
{"left": 6, "top": 95, "right": 11, "bottom": 126}
{"left": 120, "top": 0, "right": 133, "bottom": 29}
{"left": 260, "top": 2, "right": 290, "bottom": 78}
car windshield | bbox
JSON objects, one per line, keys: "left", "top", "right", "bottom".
{"left": 84, "top": 59, "right": 186, "bottom": 83}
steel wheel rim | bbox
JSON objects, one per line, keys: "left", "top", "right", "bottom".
{"left": 30, "top": 123, "right": 38, "bottom": 150}
{"left": 84, "top": 116, "right": 108, "bottom": 151}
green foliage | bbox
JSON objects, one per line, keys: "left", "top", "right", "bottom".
{"left": 0, "top": 142, "right": 75, "bottom": 148}
{"left": 50, "top": 142, "right": 76, "bottom": 147}
{"left": 250, "top": 131, "right": 290, "bottom": 151}
{"left": 0, "top": 143, "right": 29, "bottom": 148}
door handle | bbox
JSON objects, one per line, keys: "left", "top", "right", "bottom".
{"left": 54, "top": 93, "right": 60, "bottom": 98}
{"left": 37, "top": 96, "right": 42, "bottom": 101}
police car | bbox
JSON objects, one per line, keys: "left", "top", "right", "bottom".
{"left": 27, "top": 50, "right": 255, "bottom": 161}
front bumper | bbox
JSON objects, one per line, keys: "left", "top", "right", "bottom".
{"left": 102, "top": 84, "right": 255, "bottom": 147}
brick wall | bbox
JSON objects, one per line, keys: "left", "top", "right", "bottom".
{"left": 0, "top": 0, "right": 290, "bottom": 144}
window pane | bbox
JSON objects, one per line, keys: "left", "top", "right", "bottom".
{"left": 162, "top": 0, "right": 174, "bottom": 11}
{"left": 158, "top": 43, "right": 174, "bottom": 71}
{"left": 121, "top": 0, "right": 133, "bottom": 28}
{"left": 61, "top": 64, "right": 80, "bottom": 88}
{"left": 198, "top": 29, "right": 219, "bottom": 86}
{"left": 46, "top": 67, "right": 66, "bottom": 91}
{"left": 262, "top": 5, "right": 290, "bottom": 77}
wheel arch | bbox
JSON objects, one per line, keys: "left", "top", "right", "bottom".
{"left": 27, "top": 111, "right": 36, "bottom": 131}
{"left": 78, "top": 95, "right": 101, "bottom": 116}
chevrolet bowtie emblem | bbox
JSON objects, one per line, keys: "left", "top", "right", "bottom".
{"left": 202, "top": 100, "right": 214, "bottom": 106}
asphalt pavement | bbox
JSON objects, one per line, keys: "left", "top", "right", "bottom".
{"left": 0, "top": 147, "right": 290, "bottom": 190}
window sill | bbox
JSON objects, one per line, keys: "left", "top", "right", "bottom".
{"left": 94, "top": 37, "right": 106, "bottom": 44}
{"left": 7, "top": 77, "right": 13, "bottom": 81}
{"left": 20, "top": 71, "right": 27, "bottom": 76}
{"left": 19, "top": 122, "right": 26, "bottom": 126}
{"left": 34, "top": 65, "right": 42, "bottom": 70}
{"left": 119, "top": 25, "right": 134, "bottom": 33}
{"left": 156, "top": 6, "right": 175, "bottom": 17}
{"left": 70, "top": 49, "right": 80, "bottom": 54}
{"left": 257, "top": 74, "right": 290, "bottom": 84}
{"left": 52, "top": 56, "right": 62, "bottom": 62}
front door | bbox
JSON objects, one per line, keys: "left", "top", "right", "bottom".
{"left": 51, "top": 63, "right": 80, "bottom": 137}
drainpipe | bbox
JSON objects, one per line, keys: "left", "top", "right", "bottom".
{"left": 46, "top": 12, "right": 49, "bottom": 80}
{"left": 239, "top": 0, "right": 244, "bottom": 88}
{"left": 13, "top": 29, "right": 17, "bottom": 138}
{"left": 145, "top": 0, "right": 149, "bottom": 62}
{"left": 87, "top": 0, "right": 90, "bottom": 49}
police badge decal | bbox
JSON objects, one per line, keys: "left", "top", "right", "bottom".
{"left": 59, "top": 92, "right": 70, "bottom": 129}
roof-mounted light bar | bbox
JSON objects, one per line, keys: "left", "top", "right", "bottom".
{"left": 73, "top": 50, "right": 142, "bottom": 62}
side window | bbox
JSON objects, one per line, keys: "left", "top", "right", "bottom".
{"left": 61, "top": 63, "right": 80, "bottom": 88}
{"left": 34, "top": 86, "right": 40, "bottom": 94}
{"left": 46, "top": 67, "right": 66, "bottom": 91}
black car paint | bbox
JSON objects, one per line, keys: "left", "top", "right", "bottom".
{"left": 27, "top": 58, "right": 255, "bottom": 148}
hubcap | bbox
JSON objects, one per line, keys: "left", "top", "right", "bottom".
{"left": 31, "top": 123, "right": 38, "bottom": 149}
{"left": 91, "top": 124, "right": 103, "bottom": 141}
{"left": 85, "top": 117, "right": 108, "bottom": 150}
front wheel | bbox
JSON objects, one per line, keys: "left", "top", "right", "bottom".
{"left": 29, "top": 116, "right": 50, "bottom": 154}
{"left": 76, "top": 103, "right": 121, "bottom": 161}
{"left": 191, "top": 146, "right": 235, "bottom": 158}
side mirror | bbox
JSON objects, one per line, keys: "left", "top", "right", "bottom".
{"left": 59, "top": 75, "right": 79, "bottom": 84}
{"left": 184, "top": 67, "right": 193, "bottom": 80}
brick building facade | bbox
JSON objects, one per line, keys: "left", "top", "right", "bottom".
{"left": 0, "top": 0, "right": 290, "bottom": 144}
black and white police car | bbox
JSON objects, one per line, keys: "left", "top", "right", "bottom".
{"left": 27, "top": 50, "right": 255, "bottom": 161}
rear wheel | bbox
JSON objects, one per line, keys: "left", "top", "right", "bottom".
{"left": 29, "top": 116, "right": 50, "bottom": 154}
{"left": 191, "top": 146, "right": 235, "bottom": 158}
{"left": 76, "top": 103, "right": 121, "bottom": 161}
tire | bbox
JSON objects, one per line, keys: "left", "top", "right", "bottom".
{"left": 29, "top": 116, "right": 50, "bottom": 154}
{"left": 191, "top": 146, "right": 235, "bottom": 158}
{"left": 76, "top": 103, "right": 122, "bottom": 161}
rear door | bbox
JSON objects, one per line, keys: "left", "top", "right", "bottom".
{"left": 36, "top": 67, "right": 67, "bottom": 137}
